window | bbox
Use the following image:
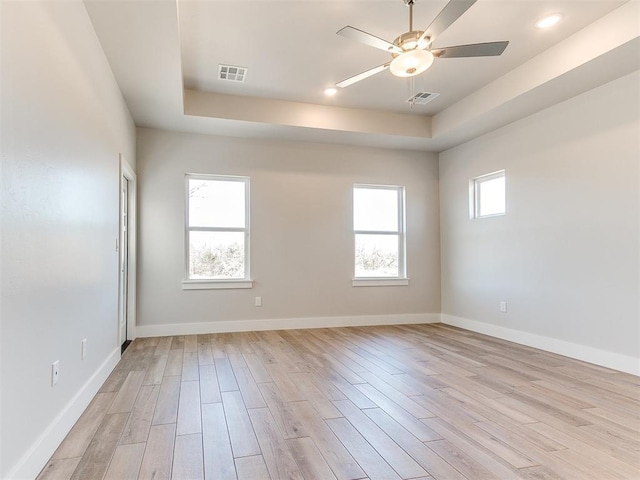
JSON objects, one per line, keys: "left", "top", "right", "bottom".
{"left": 183, "top": 174, "right": 251, "bottom": 289}
{"left": 470, "top": 170, "right": 505, "bottom": 218}
{"left": 353, "top": 185, "right": 407, "bottom": 286}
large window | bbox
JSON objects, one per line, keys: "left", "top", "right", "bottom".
{"left": 353, "top": 185, "right": 407, "bottom": 285}
{"left": 470, "top": 170, "right": 505, "bottom": 218}
{"left": 184, "top": 174, "right": 250, "bottom": 289}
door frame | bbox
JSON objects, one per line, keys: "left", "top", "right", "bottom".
{"left": 119, "top": 154, "right": 137, "bottom": 345}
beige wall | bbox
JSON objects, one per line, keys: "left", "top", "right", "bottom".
{"left": 1, "top": 1, "right": 136, "bottom": 477}
{"left": 439, "top": 71, "right": 639, "bottom": 372}
{"left": 136, "top": 129, "right": 440, "bottom": 332}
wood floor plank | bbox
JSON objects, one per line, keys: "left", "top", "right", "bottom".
{"left": 102, "top": 443, "right": 145, "bottom": 480}
{"left": 258, "top": 382, "right": 308, "bottom": 439}
{"left": 182, "top": 351, "right": 200, "bottom": 382}
{"left": 526, "top": 421, "right": 640, "bottom": 478}
{"left": 424, "top": 417, "right": 522, "bottom": 480}
{"left": 288, "top": 401, "right": 366, "bottom": 480}
{"left": 108, "top": 370, "right": 146, "bottom": 414}
{"left": 199, "top": 363, "right": 222, "bottom": 404}
{"left": 355, "top": 383, "right": 440, "bottom": 441}
{"left": 69, "top": 413, "right": 128, "bottom": 480}
{"left": 155, "top": 337, "right": 173, "bottom": 356}
{"left": 171, "top": 433, "right": 204, "bottom": 480}
{"left": 152, "top": 376, "right": 181, "bottom": 425}
{"left": 287, "top": 437, "right": 338, "bottom": 480}
{"left": 332, "top": 399, "right": 428, "bottom": 479}
{"left": 248, "top": 407, "right": 304, "bottom": 480}
{"left": 164, "top": 350, "right": 183, "bottom": 377}
{"left": 243, "top": 352, "right": 273, "bottom": 383}
{"left": 235, "top": 455, "right": 270, "bottom": 480}
{"left": 202, "top": 403, "right": 236, "bottom": 480}
{"left": 36, "top": 457, "right": 81, "bottom": 480}
{"left": 216, "top": 357, "right": 240, "bottom": 392}
{"left": 177, "top": 380, "right": 202, "bottom": 435}
{"left": 325, "top": 417, "right": 402, "bottom": 480}
{"left": 120, "top": 384, "right": 160, "bottom": 445}
{"left": 265, "top": 364, "right": 306, "bottom": 402}
{"left": 233, "top": 364, "right": 267, "bottom": 409}
{"left": 222, "top": 390, "right": 261, "bottom": 458}
{"left": 143, "top": 355, "right": 169, "bottom": 386}
{"left": 289, "top": 371, "right": 342, "bottom": 419}
{"left": 183, "top": 335, "right": 198, "bottom": 353}
{"left": 52, "top": 392, "right": 116, "bottom": 459}
{"left": 362, "top": 408, "right": 465, "bottom": 480}
{"left": 138, "top": 424, "right": 176, "bottom": 480}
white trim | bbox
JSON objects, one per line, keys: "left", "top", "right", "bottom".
{"left": 120, "top": 154, "right": 137, "bottom": 341}
{"left": 6, "top": 348, "right": 121, "bottom": 480}
{"left": 182, "top": 280, "right": 253, "bottom": 290}
{"left": 136, "top": 313, "right": 440, "bottom": 337}
{"left": 352, "top": 278, "right": 409, "bottom": 287}
{"left": 441, "top": 314, "right": 640, "bottom": 376}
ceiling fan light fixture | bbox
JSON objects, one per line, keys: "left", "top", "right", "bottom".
{"left": 390, "top": 49, "right": 434, "bottom": 77}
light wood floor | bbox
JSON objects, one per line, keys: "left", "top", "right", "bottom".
{"left": 38, "top": 324, "right": 640, "bottom": 480}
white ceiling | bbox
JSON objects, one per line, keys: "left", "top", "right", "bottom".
{"left": 84, "top": 0, "right": 639, "bottom": 151}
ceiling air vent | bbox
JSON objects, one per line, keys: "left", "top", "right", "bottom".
{"left": 406, "top": 92, "right": 439, "bottom": 105}
{"left": 218, "top": 64, "right": 247, "bottom": 82}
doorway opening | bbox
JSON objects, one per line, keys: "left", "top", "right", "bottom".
{"left": 119, "top": 154, "right": 137, "bottom": 353}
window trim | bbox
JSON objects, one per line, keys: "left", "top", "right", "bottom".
{"left": 183, "top": 173, "right": 251, "bottom": 289}
{"left": 470, "top": 170, "right": 506, "bottom": 219}
{"left": 352, "top": 184, "right": 408, "bottom": 285}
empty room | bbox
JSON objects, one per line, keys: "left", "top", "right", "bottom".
{"left": 1, "top": 0, "right": 639, "bottom": 479}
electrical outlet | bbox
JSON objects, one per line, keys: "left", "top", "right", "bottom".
{"left": 500, "top": 301, "right": 507, "bottom": 313}
{"left": 81, "top": 338, "right": 87, "bottom": 359}
{"left": 255, "top": 296, "right": 262, "bottom": 307}
{"left": 51, "top": 361, "right": 60, "bottom": 387}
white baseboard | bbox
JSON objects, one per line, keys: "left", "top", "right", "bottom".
{"left": 7, "top": 348, "right": 121, "bottom": 480}
{"left": 441, "top": 314, "right": 640, "bottom": 376}
{"left": 136, "top": 313, "right": 441, "bottom": 338}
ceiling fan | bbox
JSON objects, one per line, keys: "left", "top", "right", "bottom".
{"left": 334, "top": 0, "right": 508, "bottom": 89}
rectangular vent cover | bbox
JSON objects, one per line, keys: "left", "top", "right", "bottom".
{"left": 406, "top": 91, "right": 439, "bottom": 105}
{"left": 218, "top": 64, "right": 247, "bottom": 82}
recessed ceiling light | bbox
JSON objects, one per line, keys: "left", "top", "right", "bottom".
{"left": 324, "top": 87, "right": 337, "bottom": 96}
{"left": 535, "top": 13, "right": 562, "bottom": 29}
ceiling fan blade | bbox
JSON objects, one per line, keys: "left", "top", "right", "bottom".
{"left": 418, "top": 0, "right": 477, "bottom": 45}
{"left": 432, "top": 41, "right": 509, "bottom": 58}
{"left": 337, "top": 26, "right": 403, "bottom": 54}
{"left": 335, "top": 63, "right": 390, "bottom": 88}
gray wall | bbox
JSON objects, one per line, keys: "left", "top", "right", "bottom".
{"left": 1, "top": 1, "right": 136, "bottom": 477}
{"left": 136, "top": 128, "right": 441, "bottom": 332}
{"left": 439, "top": 71, "right": 639, "bottom": 369}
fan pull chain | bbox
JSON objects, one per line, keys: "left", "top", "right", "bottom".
{"left": 409, "top": 76, "right": 416, "bottom": 109}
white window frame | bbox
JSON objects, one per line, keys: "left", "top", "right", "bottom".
{"left": 470, "top": 170, "right": 506, "bottom": 219}
{"left": 182, "top": 174, "right": 252, "bottom": 290}
{"left": 352, "top": 184, "right": 408, "bottom": 287}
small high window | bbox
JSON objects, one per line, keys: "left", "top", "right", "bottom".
{"left": 471, "top": 170, "right": 505, "bottom": 218}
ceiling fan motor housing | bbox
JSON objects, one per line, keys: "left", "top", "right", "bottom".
{"left": 392, "top": 30, "right": 429, "bottom": 53}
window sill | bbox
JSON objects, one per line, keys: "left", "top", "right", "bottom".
{"left": 182, "top": 280, "right": 253, "bottom": 290}
{"left": 352, "top": 278, "right": 409, "bottom": 287}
